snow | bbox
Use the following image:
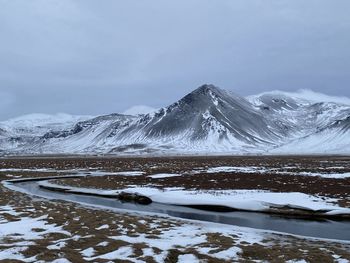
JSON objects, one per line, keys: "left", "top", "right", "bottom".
{"left": 121, "top": 188, "right": 350, "bottom": 214}
{"left": 0, "top": 215, "right": 70, "bottom": 240}
{"left": 84, "top": 170, "right": 145, "bottom": 177}
{"left": 294, "top": 171, "right": 350, "bottom": 179}
{"left": 123, "top": 105, "right": 157, "bottom": 115}
{"left": 4, "top": 179, "right": 349, "bottom": 261}
{"left": 97, "top": 241, "right": 109, "bottom": 247}
{"left": 0, "top": 87, "right": 349, "bottom": 155}
{"left": 0, "top": 168, "right": 145, "bottom": 181}
{"left": 332, "top": 255, "right": 350, "bottom": 263}
{"left": 36, "top": 181, "right": 350, "bottom": 215}
{"left": 47, "top": 241, "right": 66, "bottom": 250}
{"left": 0, "top": 247, "right": 36, "bottom": 262}
{"left": 108, "top": 171, "right": 145, "bottom": 176}
{"left": 110, "top": 220, "right": 262, "bottom": 262}
{"left": 50, "top": 259, "right": 72, "bottom": 263}
{"left": 0, "top": 168, "right": 60, "bottom": 172}
{"left": 81, "top": 247, "right": 95, "bottom": 257}
{"left": 1, "top": 113, "right": 92, "bottom": 125}
{"left": 178, "top": 254, "right": 200, "bottom": 262}
{"left": 201, "top": 166, "right": 350, "bottom": 179}
{"left": 205, "top": 166, "right": 266, "bottom": 174}
{"left": 210, "top": 247, "right": 242, "bottom": 260}
{"left": 96, "top": 224, "right": 109, "bottom": 230}
{"left": 247, "top": 89, "right": 350, "bottom": 106}
{"left": 148, "top": 173, "right": 181, "bottom": 179}
{"left": 0, "top": 205, "right": 72, "bottom": 262}
{"left": 0, "top": 205, "right": 23, "bottom": 218}
{"left": 38, "top": 181, "right": 127, "bottom": 197}
{"left": 0, "top": 168, "right": 88, "bottom": 174}
{"left": 273, "top": 128, "right": 350, "bottom": 155}
{"left": 83, "top": 246, "right": 134, "bottom": 261}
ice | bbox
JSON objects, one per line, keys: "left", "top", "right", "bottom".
{"left": 148, "top": 173, "right": 181, "bottom": 179}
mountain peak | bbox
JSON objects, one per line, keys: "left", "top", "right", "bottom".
{"left": 179, "top": 84, "right": 246, "bottom": 110}
{"left": 192, "top": 84, "right": 222, "bottom": 95}
{"left": 178, "top": 84, "right": 226, "bottom": 108}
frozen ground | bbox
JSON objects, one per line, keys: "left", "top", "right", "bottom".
{"left": 0, "top": 156, "right": 349, "bottom": 262}
{"left": 1, "top": 197, "right": 350, "bottom": 263}
{"left": 203, "top": 166, "right": 350, "bottom": 179}
{"left": 0, "top": 205, "right": 70, "bottom": 262}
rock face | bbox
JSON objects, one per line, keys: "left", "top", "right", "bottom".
{"left": 1, "top": 84, "right": 349, "bottom": 155}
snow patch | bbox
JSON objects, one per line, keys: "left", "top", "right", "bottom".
{"left": 123, "top": 105, "right": 157, "bottom": 115}
{"left": 148, "top": 173, "right": 181, "bottom": 179}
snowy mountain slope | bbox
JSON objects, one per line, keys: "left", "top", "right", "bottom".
{"left": 272, "top": 124, "right": 350, "bottom": 154}
{"left": 248, "top": 91, "right": 350, "bottom": 144}
{"left": 2, "top": 113, "right": 92, "bottom": 127}
{"left": 0, "top": 85, "right": 349, "bottom": 155}
{"left": 272, "top": 113, "right": 350, "bottom": 154}
{"left": 117, "top": 85, "right": 283, "bottom": 144}
{"left": 247, "top": 89, "right": 350, "bottom": 106}
{"left": 16, "top": 114, "right": 137, "bottom": 154}
{"left": 0, "top": 113, "right": 93, "bottom": 137}
{"left": 21, "top": 85, "right": 282, "bottom": 154}
{"left": 123, "top": 105, "right": 157, "bottom": 115}
{"left": 0, "top": 113, "right": 94, "bottom": 154}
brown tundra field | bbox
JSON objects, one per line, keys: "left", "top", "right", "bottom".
{"left": 0, "top": 155, "right": 349, "bottom": 262}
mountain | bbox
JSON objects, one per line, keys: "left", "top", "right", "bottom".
{"left": 0, "top": 113, "right": 93, "bottom": 154}
{"left": 1, "top": 85, "right": 349, "bottom": 155}
{"left": 248, "top": 91, "right": 350, "bottom": 154}
{"left": 0, "top": 113, "right": 93, "bottom": 136}
{"left": 123, "top": 105, "right": 157, "bottom": 115}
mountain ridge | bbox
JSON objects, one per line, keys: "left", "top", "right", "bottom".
{"left": 1, "top": 84, "right": 349, "bottom": 155}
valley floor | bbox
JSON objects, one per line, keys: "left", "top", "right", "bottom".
{"left": 0, "top": 156, "right": 349, "bottom": 262}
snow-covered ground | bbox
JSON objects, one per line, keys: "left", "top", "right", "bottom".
{"left": 3, "top": 165, "right": 349, "bottom": 179}
{"left": 0, "top": 205, "right": 70, "bottom": 262}
{"left": 4, "top": 164, "right": 348, "bottom": 215}
{"left": 0, "top": 168, "right": 145, "bottom": 178}
{"left": 147, "top": 173, "right": 181, "bottom": 179}
{"left": 2, "top": 189, "right": 349, "bottom": 262}
{"left": 201, "top": 166, "right": 350, "bottom": 179}
{"left": 0, "top": 203, "right": 268, "bottom": 262}
{"left": 2, "top": 170, "right": 350, "bottom": 262}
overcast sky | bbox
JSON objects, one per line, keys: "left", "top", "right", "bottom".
{"left": 1, "top": 0, "right": 350, "bottom": 120}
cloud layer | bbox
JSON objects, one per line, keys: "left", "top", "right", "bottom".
{"left": 0, "top": 0, "right": 350, "bottom": 120}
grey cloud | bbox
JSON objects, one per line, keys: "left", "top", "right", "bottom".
{"left": 0, "top": 0, "right": 350, "bottom": 120}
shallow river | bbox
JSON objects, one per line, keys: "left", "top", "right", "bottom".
{"left": 7, "top": 180, "right": 350, "bottom": 242}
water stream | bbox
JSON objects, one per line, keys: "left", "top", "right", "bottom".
{"left": 6, "top": 180, "right": 350, "bottom": 242}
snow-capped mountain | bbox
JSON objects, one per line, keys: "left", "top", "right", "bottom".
{"left": 248, "top": 91, "right": 350, "bottom": 154}
{"left": 0, "top": 113, "right": 93, "bottom": 153}
{"left": 1, "top": 84, "right": 349, "bottom": 155}
{"left": 1, "top": 113, "right": 93, "bottom": 135}
{"left": 123, "top": 105, "right": 157, "bottom": 116}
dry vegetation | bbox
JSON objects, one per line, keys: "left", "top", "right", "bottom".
{"left": 0, "top": 156, "right": 349, "bottom": 262}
